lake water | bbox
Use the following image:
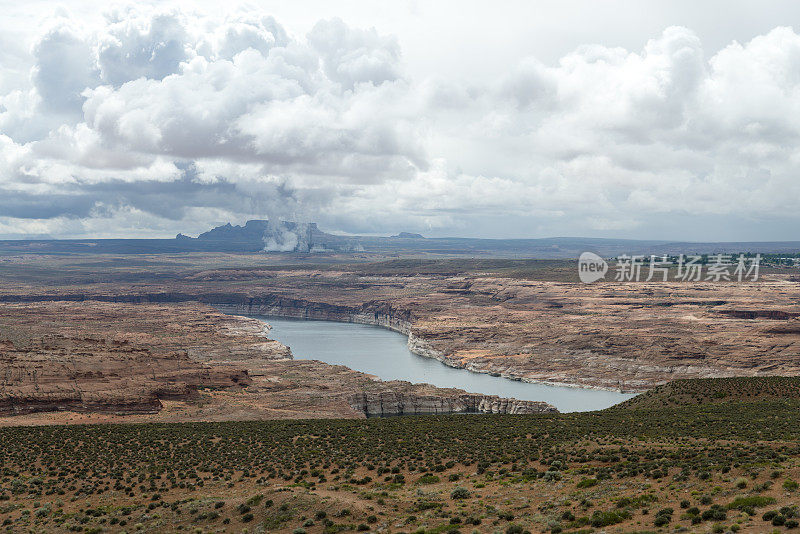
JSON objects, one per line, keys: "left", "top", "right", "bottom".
{"left": 254, "top": 316, "right": 636, "bottom": 413}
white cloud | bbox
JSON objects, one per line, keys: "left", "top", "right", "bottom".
{"left": 1, "top": 5, "right": 800, "bottom": 240}
{"left": 97, "top": 9, "right": 191, "bottom": 86}
{"left": 308, "top": 17, "right": 401, "bottom": 89}
{"left": 32, "top": 22, "right": 98, "bottom": 114}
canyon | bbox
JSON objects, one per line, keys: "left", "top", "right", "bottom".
{"left": 0, "top": 299, "right": 556, "bottom": 424}
{"left": 0, "top": 254, "right": 799, "bottom": 423}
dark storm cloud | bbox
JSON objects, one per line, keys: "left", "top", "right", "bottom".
{"left": 83, "top": 174, "right": 300, "bottom": 220}
{"left": 1, "top": 165, "right": 301, "bottom": 221}
{"left": 0, "top": 191, "right": 98, "bottom": 219}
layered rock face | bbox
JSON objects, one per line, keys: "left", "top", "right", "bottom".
{"left": 217, "top": 299, "right": 560, "bottom": 416}
{"left": 4, "top": 255, "right": 800, "bottom": 414}
{"left": 0, "top": 300, "right": 559, "bottom": 424}
{"left": 196, "top": 273, "right": 800, "bottom": 392}
{"left": 9, "top": 270, "right": 800, "bottom": 394}
{"left": 0, "top": 302, "right": 266, "bottom": 416}
{"left": 216, "top": 298, "right": 414, "bottom": 335}
{"left": 348, "top": 391, "right": 557, "bottom": 416}
{"left": 0, "top": 347, "right": 248, "bottom": 416}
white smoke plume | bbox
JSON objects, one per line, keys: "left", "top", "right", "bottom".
{"left": 262, "top": 221, "right": 313, "bottom": 252}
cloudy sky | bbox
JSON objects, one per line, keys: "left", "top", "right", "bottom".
{"left": 1, "top": 1, "right": 800, "bottom": 240}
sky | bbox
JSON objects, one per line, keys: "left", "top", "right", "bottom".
{"left": 1, "top": 1, "right": 800, "bottom": 240}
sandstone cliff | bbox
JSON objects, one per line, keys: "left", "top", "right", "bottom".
{"left": 4, "top": 257, "right": 800, "bottom": 401}
{"left": 348, "top": 391, "right": 557, "bottom": 416}
{"left": 0, "top": 300, "right": 559, "bottom": 424}
{"left": 0, "top": 302, "right": 258, "bottom": 416}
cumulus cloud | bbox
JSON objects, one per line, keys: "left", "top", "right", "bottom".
{"left": 32, "top": 23, "right": 98, "bottom": 115}
{"left": 308, "top": 18, "right": 401, "bottom": 89}
{"left": 1, "top": 6, "right": 800, "bottom": 240}
{"left": 96, "top": 10, "right": 191, "bottom": 86}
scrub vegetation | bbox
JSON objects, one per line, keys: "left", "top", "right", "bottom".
{"left": 2, "top": 380, "right": 800, "bottom": 532}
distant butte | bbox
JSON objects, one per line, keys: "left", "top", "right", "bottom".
{"left": 391, "top": 232, "right": 425, "bottom": 238}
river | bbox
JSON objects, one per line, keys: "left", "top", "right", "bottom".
{"left": 254, "top": 316, "right": 636, "bottom": 412}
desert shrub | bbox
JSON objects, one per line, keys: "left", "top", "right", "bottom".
{"left": 700, "top": 505, "right": 727, "bottom": 521}
{"left": 653, "top": 507, "right": 673, "bottom": 527}
{"left": 543, "top": 470, "right": 562, "bottom": 481}
{"left": 450, "top": 487, "right": 470, "bottom": 500}
{"left": 590, "top": 509, "right": 630, "bottom": 527}
{"left": 728, "top": 496, "right": 776, "bottom": 510}
{"left": 246, "top": 494, "right": 264, "bottom": 506}
{"left": 616, "top": 494, "right": 657, "bottom": 509}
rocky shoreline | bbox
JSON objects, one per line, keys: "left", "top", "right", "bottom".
{"left": 201, "top": 274, "right": 800, "bottom": 393}
{"left": 348, "top": 391, "right": 557, "bottom": 416}
{"left": 215, "top": 303, "right": 559, "bottom": 415}
{"left": 3, "top": 262, "right": 800, "bottom": 402}
{"left": 213, "top": 300, "right": 639, "bottom": 393}
{"left": 0, "top": 300, "right": 558, "bottom": 424}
